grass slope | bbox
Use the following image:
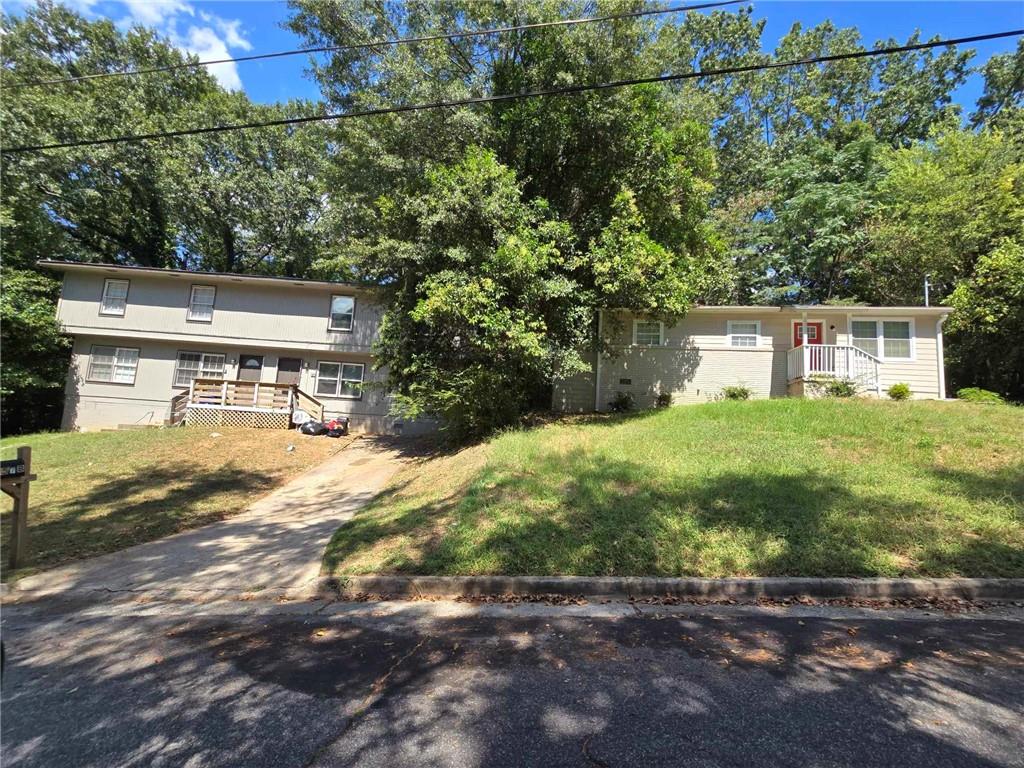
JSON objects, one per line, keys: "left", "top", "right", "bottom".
{"left": 325, "top": 400, "right": 1024, "bottom": 579}
{"left": 1, "top": 428, "right": 351, "bottom": 580}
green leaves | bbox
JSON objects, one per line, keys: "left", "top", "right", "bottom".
{"left": 589, "top": 190, "right": 695, "bottom": 316}
{"left": 765, "top": 126, "right": 886, "bottom": 302}
{"left": 0, "top": 268, "right": 71, "bottom": 432}
{"left": 369, "top": 147, "right": 594, "bottom": 439}
{"left": 970, "top": 39, "right": 1024, "bottom": 130}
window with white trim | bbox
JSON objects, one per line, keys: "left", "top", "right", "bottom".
{"left": 796, "top": 324, "right": 818, "bottom": 341}
{"left": 851, "top": 321, "right": 878, "bottom": 356}
{"left": 187, "top": 285, "right": 216, "bottom": 322}
{"left": 173, "top": 351, "right": 226, "bottom": 387}
{"left": 100, "top": 279, "right": 129, "bottom": 316}
{"left": 88, "top": 345, "right": 139, "bottom": 384}
{"left": 316, "top": 361, "right": 364, "bottom": 399}
{"left": 633, "top": 320, "right": 663, "bottom": 346}
{"left": 728, "top": 320, "right": 760, "bottom": 347}
{"left": 883, "top": 321, "right": 911, "bottom": 359}
{"left": 329, "top": 295, "right": 355, "bottom": 332}
{"left": 851, "top": 319, "right": 913, "bottom": 360}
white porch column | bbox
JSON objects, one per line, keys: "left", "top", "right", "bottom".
{"left": 800, "top": 310, "right": 809, "bottom": 374}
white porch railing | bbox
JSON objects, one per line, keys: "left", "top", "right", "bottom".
{"left": 787, "top": 344, "right": 880, "bottom": 392}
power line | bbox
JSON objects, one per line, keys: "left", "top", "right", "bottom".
{"left": 5, "top": 0, "right": 745, "bottom": 90}
{"left": 5, "top": 29, "right": 1021, "bottom": 155}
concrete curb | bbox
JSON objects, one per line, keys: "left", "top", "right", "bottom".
{"left": 319, "top": 575, "right": 1024, "bottom": 601}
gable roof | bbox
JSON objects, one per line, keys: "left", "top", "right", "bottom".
{"left": 38, "top": 260, "right": 951, "bottom": 313}
{"left": 37, "top": 259, "right": 369, "bottom": 292}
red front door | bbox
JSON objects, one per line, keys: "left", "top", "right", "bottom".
{"left": 793, "top": 321, "right": 824, "bottom": 347}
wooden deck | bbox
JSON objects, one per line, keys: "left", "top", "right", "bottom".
{"left": 169, "top": 379, "right": 325, "bottom": 428}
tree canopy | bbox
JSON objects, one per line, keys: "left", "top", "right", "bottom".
{"left": 3, "top": 1, "right": 1023, "bottom": 435}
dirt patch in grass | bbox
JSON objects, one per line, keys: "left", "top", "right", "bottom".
{"left": 324, "top": 400, "right": 1024, "bottom": 579}
{"left": 1, "top": 428, "right": 353, "bottom": 580}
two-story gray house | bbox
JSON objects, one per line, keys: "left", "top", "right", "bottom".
{"left": 41, "top": 260, "right": 952, "bottom": 433}
{"left": 40, "top": 260, "right": 408, "bottom": 433}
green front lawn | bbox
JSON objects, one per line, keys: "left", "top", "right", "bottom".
{"left": 1, "top": 428, "right": 353, "bottom": 580}
{"left": 324, "top": 400, "right": 1024, "bottom": 578}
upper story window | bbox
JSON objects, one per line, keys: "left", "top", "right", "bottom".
{"left": 187, "top": 285, "right": 216, "bottom": 322}
{"left": 633, "top": 320, "right": 664, "bottom": 346}
{"left": 851, "top": 319, "right": 913, "bottom": 361}
{"left": 100, "top": 279, "right": 129, "bottom": 316}
{"left": 728, "top": 320, "right": 760, "bottom": 347}
{"left": 329, "top": 295, "right": 355, "bottom": 332}
{"left": 88, "top": 345, "right": 139, "bottom": 384}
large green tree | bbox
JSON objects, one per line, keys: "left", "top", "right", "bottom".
{"left": 971, "top": 38, "right": 1024, "bottom": 130}
{"left": 289, "top": 0, "right": 726, "bottom": 434}
{"left": 370, "top": 148, "right": 587, "bottom": 438}
{"left": 169, "top": 94, "right": 331, "bottom": 276}
{"left": 867, "top": 119, "right": 1024, "bottom": 398}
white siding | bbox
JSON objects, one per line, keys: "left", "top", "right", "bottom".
{"left": 552, "top": 308, "right": 946, "bottom": 411}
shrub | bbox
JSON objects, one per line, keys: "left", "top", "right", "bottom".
{"left": 655, "top": 391, "right": 673, "bottom": 408}
{"left": 887, "top": 383, "right": 912, "bottom": 401}
{"left": 957, "top": 387, "right": 1005, "bottom": 404}
{"left": 808, "top": 376, "right": 858, "bottom": 398}
{"left": 720, "top": 385, "right": 752, "bottom": 400}
{"left": 607, "top": 391, "right": 635, "bottom": 413}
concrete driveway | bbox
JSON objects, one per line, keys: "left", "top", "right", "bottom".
{"left": 8, "top": 436, "right": 406, "bottom": 601}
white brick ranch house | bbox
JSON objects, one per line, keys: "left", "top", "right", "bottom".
{"left": 553, "top": 305, "right": 951, "bottom": 412}
{"left": 40, "top": 261, "right": 951, "bottom": 431}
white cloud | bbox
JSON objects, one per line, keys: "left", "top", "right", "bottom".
{"left": 199, "top": 11, "right": 252, "bottom": 52}
{"left": 120, "top": 0, "right": 194, "bottom": 28}
{"left": 177, "top": 24, "right": 243, "bottom": 90}
{"left": 98, "top": 1, "right": 251, "bottom": 91}
{"left": 63, "top": 0, "right": 102, "bottom": 13}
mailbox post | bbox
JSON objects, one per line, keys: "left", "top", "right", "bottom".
{"left": 2, "top": 446, "right": 36, "bottom": 571}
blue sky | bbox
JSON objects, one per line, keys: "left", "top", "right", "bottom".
{"left": 48, "top": 1, "right": 1024, "bottom": 110}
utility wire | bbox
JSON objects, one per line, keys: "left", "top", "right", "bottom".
{"left": 5, "top": 29, "right": 1021, "bottom": 155}
{"left": 5, "top": 0, "right": 744, "bottom": 90}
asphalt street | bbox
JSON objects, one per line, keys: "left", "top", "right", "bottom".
{"left": 2, "top": 596, "right": 1022, "bottom": 767}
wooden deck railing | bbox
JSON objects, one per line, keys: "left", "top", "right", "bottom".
{"left": 294, "top": 387, "right": 325, "bottom": 421}
{"left": 188, "top": 378, "right": 294, "bottom": 412}
{"left": 183, "top": 379, "right": 325, "bottom": 422}
{"left": 167, "top": 388, "right": 190, "bottom": 425}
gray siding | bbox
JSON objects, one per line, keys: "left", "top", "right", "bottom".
{"left": 552, "top": 352, "right": 597, "bottom": 413}
{"left": 58, "top": 271, "right": 381, "bottom": 352}
{"left": 63, "top": 336, "right": 402, "bottom": 433}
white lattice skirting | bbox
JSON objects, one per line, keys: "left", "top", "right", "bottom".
{"left": 184, "top": 406, "right": 291, "bottom": 430}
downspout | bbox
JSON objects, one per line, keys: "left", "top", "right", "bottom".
{"left": 936, "top": 314, "right": 948, "bottom": 400}
{"left": 594, "top": 309, "right": 604, "bottom": 412}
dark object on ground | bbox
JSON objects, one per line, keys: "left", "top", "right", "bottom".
{"left": 324, "top": 417, "right": 350, "bottom": 437}
{"left": 607, "top": 391, "right": 634, "bottom": 412}
{"left": 300, "top": 421, "right": 326, "bottom": 436}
